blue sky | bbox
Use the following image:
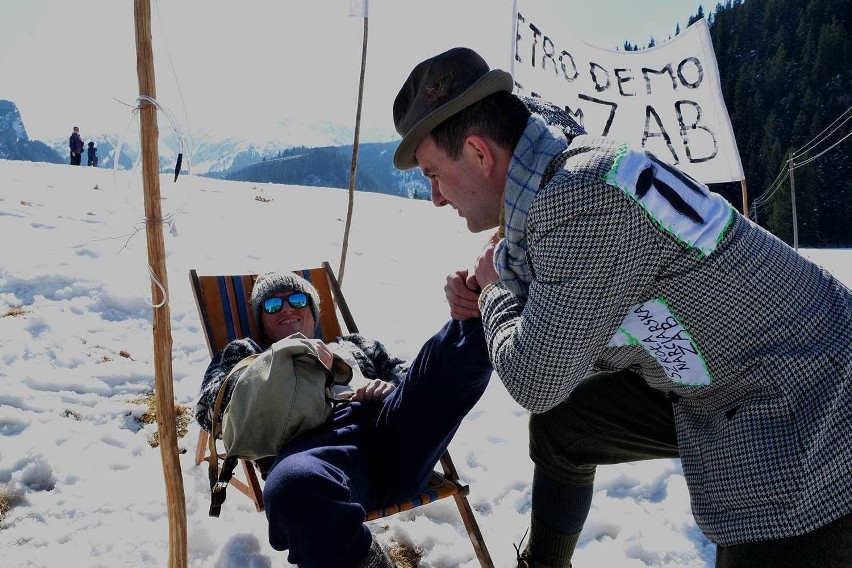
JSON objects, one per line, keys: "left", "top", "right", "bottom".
{"left": 0, "top": 0, "right": 709, "bottom": 142}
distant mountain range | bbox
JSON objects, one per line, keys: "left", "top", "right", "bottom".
{"left": 212, "top": 142, "right": 430, "bottom": 199}
{"left": 0, "top": 101, "right": 64, "bottom": 164}
{"left": 0, "top": 99, "right": 428, "bottom": 200}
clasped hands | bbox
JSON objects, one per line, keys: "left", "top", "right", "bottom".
{"left": 445, "top": 231, "right": 500, "bottom": 321}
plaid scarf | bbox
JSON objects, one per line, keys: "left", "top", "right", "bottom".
{"left": 494, "top": 115, "right": 568, "bottom": 297}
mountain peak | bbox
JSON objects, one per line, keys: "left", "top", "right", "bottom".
{"left": 0, "top": 99, "right": 63, "bottom": 163}
{"left": 0, "top": 100, "right": 29, "bottom": 143}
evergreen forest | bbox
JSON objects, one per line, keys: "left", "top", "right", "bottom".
{"left": 702, "top": 0, "right": 851, "bottom": 246}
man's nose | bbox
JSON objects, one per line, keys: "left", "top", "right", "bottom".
{"left": 430, "top": 180, "right": 447, "bottom": 207}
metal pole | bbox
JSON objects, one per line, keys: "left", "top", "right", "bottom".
{"left": 133, "top": 2, "right": 187, "bottom": 566}
{"left": 788, "top": 153, "right": 799, "bottom": 250}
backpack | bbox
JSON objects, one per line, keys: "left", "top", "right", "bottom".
{"left": 207, "top": 333, "right": 353, "bottom": 516}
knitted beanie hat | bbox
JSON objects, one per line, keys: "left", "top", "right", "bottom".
{"left": 250, "top": 272, "right": 321, "bottom": 329}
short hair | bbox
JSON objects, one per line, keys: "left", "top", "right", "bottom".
{"left": 429, "top": 91, "right": 531, "bottom": 160}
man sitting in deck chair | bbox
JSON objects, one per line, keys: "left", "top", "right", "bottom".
{"left": 195, "top": 271, "right": 492, "bottom": 568}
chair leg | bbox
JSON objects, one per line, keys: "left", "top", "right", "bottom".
{"left": 453, "top": 493, "right": 495, "bottom": 568}
{"left": 195, "top": 429, "right": 209, "bottom": 466}
{"left": 241, "top": 460, "right": 264, "bottom": 512}
{"left": 195, "top": 428, "right": 264, "bottom": 512}
{"left": 439, "top": 452, "right": 494, "bottom": 568}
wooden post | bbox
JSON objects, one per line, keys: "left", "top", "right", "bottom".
{"left": 740, "top": 179, "right": 749, "bottom": 217}
{"left": 133, "top": 2, "right": 187, "bottom": 567}
{"left": 338, "top": 13, "right": 369, "bottom": 288}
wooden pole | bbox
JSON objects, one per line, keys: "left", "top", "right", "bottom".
{"left": 133, "top": 2, "right": 187, "bottom": 567}
{"left": 740, "top": 179, "right": 749, "bottom": 217}
{"left": 338, "top": 14, "right": 369, "bottom": 288}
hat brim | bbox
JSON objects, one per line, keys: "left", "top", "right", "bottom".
{"left": 393, "top": 69, "right": 514, "bottom": 170}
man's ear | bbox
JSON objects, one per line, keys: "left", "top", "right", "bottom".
{"left": 464, "top": 134, "right": 496, "bottom": 176}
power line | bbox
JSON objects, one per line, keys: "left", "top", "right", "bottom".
{"left": 751, "top": 170, "right": 789, "bottom": 212}
{"left": 750, "top": 104, "right": 852, "bottom": 211}
{"left": 752, "top": 162, "right": 790, "bottom": 207}
{"left": 791, "top": 128, "right": 852, "bottom": 169}
{"left": 792, "top": 105, "right": 852, "bottom": 159}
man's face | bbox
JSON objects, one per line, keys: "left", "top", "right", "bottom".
{"left": 73, "top": 128, "right": 79, "bottom": 134}
{"left": 415, "top": 136, "right": 501, "bottom": 233}
{"left": 259, "top": 291, "right": 316, "bottom": 343}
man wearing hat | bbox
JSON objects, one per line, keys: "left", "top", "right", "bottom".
{"left": 392, "top": 47, "right": 852, "bottom": 567}
{"left": 196, "top": 271, "right": 492, "bottom": 568}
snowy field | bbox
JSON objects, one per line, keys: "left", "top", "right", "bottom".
{"left": 1, "top": 159, "right": 849, "bottom": 567}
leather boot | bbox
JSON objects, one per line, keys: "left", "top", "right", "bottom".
{"left": 515, "top": 516, "right": 579, "bottom": 568}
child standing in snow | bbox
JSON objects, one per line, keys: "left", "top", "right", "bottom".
{"left": 87, "top": 142, "right": 98, "bottom": 167}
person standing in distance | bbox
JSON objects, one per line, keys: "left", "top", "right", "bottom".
{"left": 87, "top": 141, "right": 98, "bottom": 167}
{"left": 69, "top": 126, "right": 84, "bottom": 166}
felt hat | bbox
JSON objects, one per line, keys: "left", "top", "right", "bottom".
{"left": 251, "top": 272, "right": 321, "bottom": 328}
{"left": 392, "top": 47, "right": 513, "bottom": 170}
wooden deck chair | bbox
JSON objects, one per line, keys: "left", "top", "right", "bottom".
{"left": 191, "top": 262, "right": 494, "bottom": 567}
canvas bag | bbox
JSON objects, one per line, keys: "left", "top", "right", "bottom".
{"left": 207, "top": 333, "right": 352, "bottom": 516}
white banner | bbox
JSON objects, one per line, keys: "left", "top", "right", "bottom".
{"left": 512, "top": 4, "right": 743, "bottom": 184}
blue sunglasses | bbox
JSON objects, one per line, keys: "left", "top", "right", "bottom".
{"left": 263, "top": 293, "right": 309, "bottom": 314}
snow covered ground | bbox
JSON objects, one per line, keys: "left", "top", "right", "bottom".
{"left": 1, "top": 159, "right": 849, "bottom": 567}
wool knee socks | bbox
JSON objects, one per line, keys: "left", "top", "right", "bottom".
{"left": 527, "top": 467, "right": 593, "bottom": 566}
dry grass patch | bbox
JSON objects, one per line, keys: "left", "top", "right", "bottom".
{"left": 129, "top": 392, "right": 192, "bottom": 448}
{"left": 386, "top": 539, "right": 423, "bottom": 568}
{"left": 0, "top": 487, "right": 20, "bottom": 525}
{"left": 3, "top": 307, "right": 27, "bottom": 318}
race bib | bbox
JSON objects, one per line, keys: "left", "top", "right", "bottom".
{"left": 609, "top": 298, "right": 712, "bottom": 386}
{"left": 604, "top": 146, "right": 733, "bottom": 258}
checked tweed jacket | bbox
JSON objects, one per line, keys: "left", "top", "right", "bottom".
{"left": 479, "top": 115, "right": 852, "bottom": 546}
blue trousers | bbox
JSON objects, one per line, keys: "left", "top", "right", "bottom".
{"left": 262, "top": 318, "right": 492, "bottom": 568}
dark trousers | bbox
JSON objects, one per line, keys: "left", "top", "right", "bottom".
{"left": 262, "top": 319, "right": 492, "bottom": 568}
{"left": 70, "top": 152, "right": 82, "bottom": 165}
{"left": 529, "top": 369, "right": 852, "bottom": 567}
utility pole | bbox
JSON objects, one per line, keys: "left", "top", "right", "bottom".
{"left": 788, "top": 152, "right": 799, "bottom": 250}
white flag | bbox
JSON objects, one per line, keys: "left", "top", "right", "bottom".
{"left": 350, "top": 0, "right": 370, "bottom": 17}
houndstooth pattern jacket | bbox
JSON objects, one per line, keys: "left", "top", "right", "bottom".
{"left": 479, "top": 117, "right": 852, "bottom": 546}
